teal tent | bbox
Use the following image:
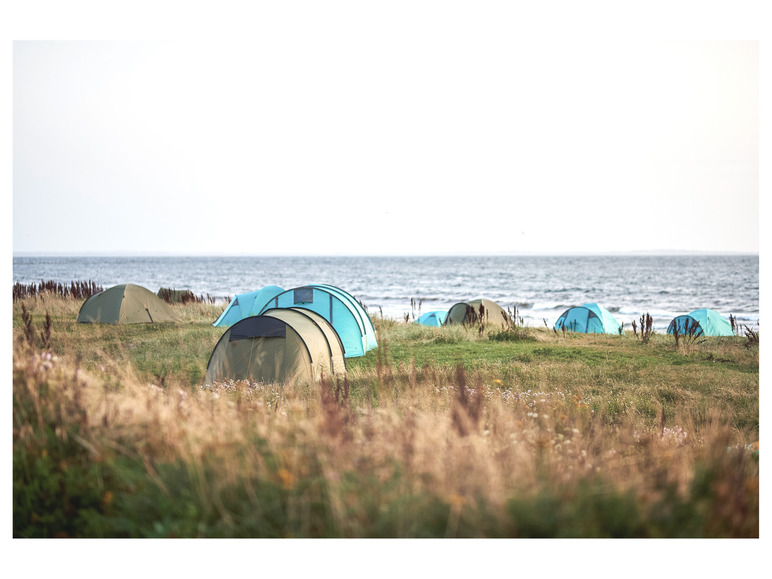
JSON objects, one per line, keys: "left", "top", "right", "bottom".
{"left": 213, "top": 285, "right": 285, "bottom": 327}
{"left": 667, "top": 308, "right": 734, "bottom": 337}
{"left": 310, "top": 284, "right": 377, "bottom": 352}
{"left": 416, "top": 310, "right": 447, "bottom": 327}
{"left": 259, "top": 285, "right": 377, "bottom": 358}
{"left": 554, "top": 303, "right": 623, "bottom": 334}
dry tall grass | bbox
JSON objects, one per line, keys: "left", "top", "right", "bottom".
{"left": 12, "top": 295, "right": 759, "bottom": 537}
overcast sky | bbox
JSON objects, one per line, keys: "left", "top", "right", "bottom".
{"left": 11, "top": 20, "right": 760, "bottom": 256}
{"left": 2, "top": 1, "right": 766, "bottom": 573}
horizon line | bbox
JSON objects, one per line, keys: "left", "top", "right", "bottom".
{"left": 12, "top": 250, "right": 759, "bottom": 258}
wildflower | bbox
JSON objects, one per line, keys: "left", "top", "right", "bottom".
{"left": 661, "top": 426, "right": 688, "bottom": 446}
{"left": 278, "top": 468, "right": 294, "bottom": 490}
{"left": 446, "top": 493, "right": 466, "bottom": 507}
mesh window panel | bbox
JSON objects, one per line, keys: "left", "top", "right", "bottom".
{"left": 294, "top": 288, "right": 314, "bottom": 304}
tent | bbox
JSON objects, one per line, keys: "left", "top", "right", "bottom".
{"left": 309, "top": 284, "right": 377, "bottom": 351}
{"left": 213, "top": 285, "right": 285, "bottom": 327}
{"left": 554, "top": 303, "right": 623, "bottom": 334}
{"left": 445, "top": 298, "right": 510, "bottom": 329}
{"left": 77, "top": 284, "right": 177, "bottom": 324}
{"left": 416, "top": 310, "right": 447, "bottom": 327}
{"left": 204, "top": 310, "right": 346, "bottom": 385}
{"left": 667, "top": 308, "right": 734, "bottom": 337}
{"left": 259, "top": 285, "right": 377, "bottom": 358}
{"left": 262, "top": 307, "right": 346, "bottom": 377}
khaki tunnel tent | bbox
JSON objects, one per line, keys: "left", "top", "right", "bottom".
{"left": 204, "top": 309, "right": 346, "bottom": 386}
{"left": 77, "top": 284, "right": 177, "bottom": 324}
{"left": 258, "top": 285, "right": 377, "bottom": 358}
{"left": 444, "top": 298, "right": 510, "bottom": 329}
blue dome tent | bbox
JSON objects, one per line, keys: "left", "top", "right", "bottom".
{"left": 667, "top": 309, "right": 734, "bottom": 337}
{"left": 416, "top": 310, "right": 447, "bottom": 327}
{"left": 259, "top": 285, "right": 377, "bottom": 358}
{"left": 554, "top": 303, "right": 623, "bottom": 334}
{"left": 213, "top": 285, "right": 285, "bottom": 327}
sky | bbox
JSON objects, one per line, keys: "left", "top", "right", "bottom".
{"left": 10, "top": 10, "right": 762, "bottom": 258}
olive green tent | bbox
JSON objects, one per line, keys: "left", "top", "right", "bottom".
{"left": 204, "top": 309, "right": 346, "bottom": 386}
{"left": 445, "top": 298, "right": 510, "bottom": 329}
{"left": 77, "top": 284, "right": 177, "bottom": 324}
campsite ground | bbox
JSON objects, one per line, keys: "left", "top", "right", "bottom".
{"left": 12, "top": 295, "right": 759, "bottom": 538}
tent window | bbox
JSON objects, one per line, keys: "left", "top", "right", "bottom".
{"left": 229, "top": 317, "right": 287, "bottom": 341}
{"left": 294, "top": 288, "right": 314, "bottom": 304}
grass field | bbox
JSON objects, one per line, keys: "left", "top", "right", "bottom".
{"left": 12, "top": 294, "right": 759, "bottom": 538}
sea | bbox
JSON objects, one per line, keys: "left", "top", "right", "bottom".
{"left": 12, "top": 254, "right": 760, "bottom": 332}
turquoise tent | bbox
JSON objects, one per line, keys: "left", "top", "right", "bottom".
{"left": 259, "top": 285, "right": 377, "bottom": 358}
{"left": 310, "top": 284, "right": 377, "bottom": 352}
{"left": 416, "top": 310, "right": 447, "bottom": 327}
{"left": 667, "top": 308, "right": 734, "bottom": 337}
{"left": 554, "top": 303, "right": 623, "bottom": 334}
{"left": 213, "top": 285, "right": 285, "bottom": 327}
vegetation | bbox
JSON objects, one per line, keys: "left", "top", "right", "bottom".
{"left": 13, "top": 280, "right": 103, "bottom": 301}
{"left": 13, "top": 294, "right": 759, "bottom": 538}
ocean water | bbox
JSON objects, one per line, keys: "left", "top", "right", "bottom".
{"left": 12, "top": 254, "right": 759, "bottom": 331}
